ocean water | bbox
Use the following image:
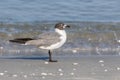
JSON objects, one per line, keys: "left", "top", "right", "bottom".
{"left": 0, "top": 0, "right": 120, "bottom": 22}
{"left": 0, "top": 22, "right": 120, "bottom": 57}
{"left": 0, "top": 0, "right": 120, "bottom": 57}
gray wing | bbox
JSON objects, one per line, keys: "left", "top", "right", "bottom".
{"left": 26, "top": 32, "right": 61, "bottom": 46}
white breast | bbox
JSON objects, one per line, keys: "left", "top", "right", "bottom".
{"left": 40, "top": 29, "right": 67, "bottom": 50}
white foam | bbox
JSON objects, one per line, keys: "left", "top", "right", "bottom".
{"left": 13, "top": 74, "right": 18, "bottom": 77}
{"left": 59, "top": 73, "right": 63, "bottom": 76}
{"left": 44, "top": 61, "right": 49, "bottom": 64}
{"left": 72, "top": 49, "right": 77, "bottom": 53}
{"left": 41, "top": 73, "right": 47, "bottom": 76}
{"left": 23, "top": 75, "right": 27, "bottom": 78}
{"left": 48, "top": 73, "right": 53, "bottom": 75}
{"left": 0, "top": 47, "right": 3, "bottom": 49}
{"left": 70, "top": 72, "right": 74, "bottom": 75}
{"left": 73, "top": 68, "right": 76, "bottom": 71}
{"left": 99, "top": 60, "right": 104, "bottom": 63}
{"left": 104, "top": 69, "right": 108, "bottom": 72}
{"left": 117, "top": 40, "right": 120, "bottom": 43}
{"left": 117, "top": 67, "right": 120, "bottom": 70}
{"left": 73, "top": 63, "right": 79, "bottom": 65}
{"left": 0, "top": 73, "right": 4, "bottom": 76}
{"left": 58, "top": 68, "right": 63, "bottom": 72}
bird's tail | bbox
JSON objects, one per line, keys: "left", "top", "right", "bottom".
{"left": 9, "top": 38, "right": 34, "bottom": 44}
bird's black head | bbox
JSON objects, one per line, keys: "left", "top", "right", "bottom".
{"left": 55, "top": 23, "right": 70, "bottom": 30}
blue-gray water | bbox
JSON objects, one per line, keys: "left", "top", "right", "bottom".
{"left": 0, "top": 0, "right": 120, "bottom": 22}
{"left": 0, "top": 22, "right": 120, "bottom": 57}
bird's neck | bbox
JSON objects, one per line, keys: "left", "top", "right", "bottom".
{"left": 55, "top": 28, "right": 66, "bottom": 37}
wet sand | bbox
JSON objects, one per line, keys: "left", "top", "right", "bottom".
{"left": 0, "top": 56, "right": 120, "bottom": 80}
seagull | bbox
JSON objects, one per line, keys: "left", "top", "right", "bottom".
{"left": 9, "top": 23, "right": 70, "bottom": 62}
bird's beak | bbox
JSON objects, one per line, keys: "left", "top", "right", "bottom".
{"left": 66, "top": 25, "right": 70, "bottom": 28}
{"left": 63, "top": 24, "right": 70, "bottom": 28}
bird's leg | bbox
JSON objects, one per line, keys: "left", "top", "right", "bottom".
{"left": 48, "top": 50, "right": 57, "bottom": 62}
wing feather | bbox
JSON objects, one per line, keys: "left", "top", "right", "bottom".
{"left": 26, "top": 32, "right": 61, "bottom": 46}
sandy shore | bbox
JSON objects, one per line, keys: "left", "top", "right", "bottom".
{"left": 0, "top": 56, "right": 120, "bottom": 80}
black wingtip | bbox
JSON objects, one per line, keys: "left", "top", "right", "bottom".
{"left": 9, "top": 39, "right": 26, "bottom": 44}
{"left": 9, "top": 38, "right": 34, "bottom": 44}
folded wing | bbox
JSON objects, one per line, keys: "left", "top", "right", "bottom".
{"left": 26, "top": 32, "right": 61, "bottom": 47}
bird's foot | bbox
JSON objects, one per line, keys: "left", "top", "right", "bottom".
{"left": 49, "top": 60, "right": 58, "bottom": 62}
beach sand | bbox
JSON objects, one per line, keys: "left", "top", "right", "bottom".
{"left": 0, "top": 56, "right": 120, "bottom": 80}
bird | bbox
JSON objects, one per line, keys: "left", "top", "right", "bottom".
{"left": 9, "top": 23, "right": 70, "bottom": 62}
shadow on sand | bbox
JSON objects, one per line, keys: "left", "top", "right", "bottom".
{"left": 0, "top": 56, "right": 49, "bottom": 61}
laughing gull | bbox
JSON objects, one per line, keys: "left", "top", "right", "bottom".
{"left": 9, "top": 23, "right": 70, "bottom": 62}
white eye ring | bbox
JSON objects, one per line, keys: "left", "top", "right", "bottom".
{"left": 63, "top": 24, "right": 67, "bottom": 28}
